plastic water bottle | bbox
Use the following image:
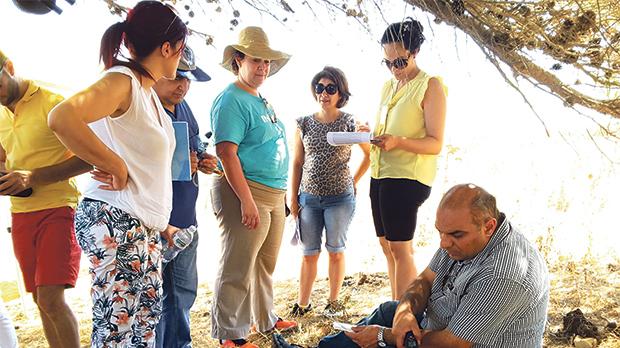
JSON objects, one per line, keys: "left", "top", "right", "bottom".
{"left": 405, "top": 331, "right": 418, "bottom": 348}
{"left": 162, "top": 226, "right": 196, "bottom": 263}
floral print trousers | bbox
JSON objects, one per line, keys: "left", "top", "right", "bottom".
{"left": 75, "top": 199, "right": 162, "bottom": 348}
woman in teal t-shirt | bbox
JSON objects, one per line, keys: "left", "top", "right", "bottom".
{"left": 209, "top": 27, "right": 297, "bottom": 347}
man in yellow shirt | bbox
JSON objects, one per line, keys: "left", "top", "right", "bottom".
{"left": 0, "top": 50, "right": 91, "bottom": 348}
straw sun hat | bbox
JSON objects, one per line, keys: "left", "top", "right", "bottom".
{"left": 221, "top": 26, "right": 291, "bottom": 77}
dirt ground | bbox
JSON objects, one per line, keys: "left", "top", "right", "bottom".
{"left": 6, "top": 254, "right": 620, "bottom": 348}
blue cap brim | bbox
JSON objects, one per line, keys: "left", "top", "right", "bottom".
{"left": 177, "top": 67, "right": 211, "bottom": 82}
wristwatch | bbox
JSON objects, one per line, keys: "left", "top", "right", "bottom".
{"left": 377, "top": 327, "right": 387, "bottom": 348}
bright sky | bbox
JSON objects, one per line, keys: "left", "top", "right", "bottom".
{"left": 0, "top": 0, "right": 618, "bottom": 284}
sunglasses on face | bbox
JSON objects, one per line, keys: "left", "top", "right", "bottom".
{"left": 314, "top": 83, "right": 338, "bottom": 95}
{"left": 382, "top": 55, "right": 410, "bottom": 70}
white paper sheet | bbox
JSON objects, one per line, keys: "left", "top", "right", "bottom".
{"left": 326, "top": 132, "right": 371, "bottom": 146}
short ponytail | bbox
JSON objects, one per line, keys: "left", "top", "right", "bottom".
{"left": 97, "top": 1, "right": 188, "bottom": 80}
{"left": 99, "top": 21, "right": 126, "bottom": 70}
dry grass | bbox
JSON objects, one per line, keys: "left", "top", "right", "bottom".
{"left": 6, "top": 256, "right": 620, "bottom": 348}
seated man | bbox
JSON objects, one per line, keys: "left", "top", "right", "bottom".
{"left": 274, "top": 183, "right": 550, "bottom": 348}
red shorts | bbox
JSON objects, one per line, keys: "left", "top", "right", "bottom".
{"left": 11, "top": 206, "right": 81, "bottom": 293}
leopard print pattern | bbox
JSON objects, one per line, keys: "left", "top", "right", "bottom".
{"left": 297, "top": 112, "right": 356, "bottom": 196}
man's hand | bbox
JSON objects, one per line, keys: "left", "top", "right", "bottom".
{"left": 190, "top": 151, "right": 199, "bottom": 174}
{"left": 197, "top": 153, "right": 220, "bottom": 175}
{"left": 0, "top": 170, "right": 33, "bottom": 195}
{"left": 392, "top": 302, "right": 423, "bottom": 348}
{"left": 345, "top": 325, "right": 381, "bottom": 348}
{"left": 160, "top": 225, "right": 179, "bottom": 246}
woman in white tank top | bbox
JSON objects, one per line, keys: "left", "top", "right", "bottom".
{"left": 48, "top": 2, "right": 188, "bottom": 347}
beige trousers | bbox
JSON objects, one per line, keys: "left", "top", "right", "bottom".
{"left": 210, "top": 176, "right": 286, "bottom": 340}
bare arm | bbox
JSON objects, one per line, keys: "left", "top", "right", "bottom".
{"left": 0, "top": 156, "right": 93, "bottom": 195}
{"left": 0, "top": 142, "right": 91, "bottom": 194}
{"left": 30, "top": 156, "right": 92, "bottom": 185}
{"left": 289, "top": 128, "right": 304, "bottom": 216}
{"left": 0, "top": 145, "right": 6, "bottom": 172}
{"left": 48, "top": 73, "right": 133, "bottom": 189}
{"left": 392, "top": 267, "right": 437, "bottom": 347}
{"left": 352, "top": 142, "right": 370, "bottom": 191}
{"left": 216, "top": 141, "right": 259, "bottom": 229}
{"left": 373, "top": 78, "right": 447, "bottom": 155}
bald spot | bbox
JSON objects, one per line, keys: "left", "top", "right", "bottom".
{"left": 438, "top": 184, "right": 482, "bottom": 211}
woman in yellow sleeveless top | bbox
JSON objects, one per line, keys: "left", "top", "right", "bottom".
{"left": 369, "top": 18, "right": 447, "bottom": 299}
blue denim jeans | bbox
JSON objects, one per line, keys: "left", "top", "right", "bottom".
{"left": 298, "top": 189, "right": 356, "bottom": 255}
{"left": 318, "top": 301, "right": 423, "bottom": 348}
{"left": 155, "top": 231, "right": 199, "bottom": 348}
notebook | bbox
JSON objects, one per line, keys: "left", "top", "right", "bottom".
{"left": 171, "top": 121, "right": 191, "bottom": 181}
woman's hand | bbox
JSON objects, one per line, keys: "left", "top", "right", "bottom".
{"left": 289, "top": 200, "right": 300, "bottom": 218}
{"left": 160, "top": 225, "right": 179, "bottom": 246}
{"left": 240, "top": 197, "right": 260, "bottom": 230}
{"left": 372, "top": 134, "right": 400, "bottom": 151}
{"left": 90, "top": 161, "right": 128, "bottom": 191}
{"left": 356, "top": 121, "right": 371, "bottom": 133}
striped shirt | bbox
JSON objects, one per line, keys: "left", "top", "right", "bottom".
{"left": 422, "top": 214, "right": 550, "bottom": 347}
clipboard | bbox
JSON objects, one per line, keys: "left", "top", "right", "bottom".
{"left": 171, "top": 121, "right": 192, "bottom": 181}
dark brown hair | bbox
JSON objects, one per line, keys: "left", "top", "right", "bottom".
{"left": 310, "top": 66, "right": 351, "bottom": 108}
{"left": 99, "top": 1, "right": 188, "bottom": 79}
{"left": 381, "top": 17, "right": 425, "bottom": 54}
{"left": 231, "top": 51, "right": 246, "bottom": 76}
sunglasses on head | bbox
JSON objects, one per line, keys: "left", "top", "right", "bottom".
{"left": 382, "top": 55, "right": 410, "bottom": 70}
{"left": 314, "top": 83, "right": 338, "bottom": 95}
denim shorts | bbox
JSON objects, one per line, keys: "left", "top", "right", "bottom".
{"left": 297, "top": 189, "right": 356, "bottom": 255}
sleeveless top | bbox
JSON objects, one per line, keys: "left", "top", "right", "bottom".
{"left": 297, "top": 112, "right": 355, "bottom": 196}
{"left": 370, "top": 70, "right": 447, "bottom": 186}
{"left": 82, "top": 66, "right": 175, "bottom": 231}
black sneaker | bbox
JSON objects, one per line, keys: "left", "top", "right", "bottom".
{"left": 289, "top": 303, "right": 312, "bottom": 317}
{"left": 272, "top": 333, "right": 303, "bottom": 348}
{"left": 323, "top": 300, "right": 346, "bottom": 317}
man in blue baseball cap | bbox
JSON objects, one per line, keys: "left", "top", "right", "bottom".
{"left": 154, "top": 45, "right": 217, "bottom": 348}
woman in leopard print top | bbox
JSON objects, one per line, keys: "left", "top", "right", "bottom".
{"left": 289, "top": 66, "right": 370, "bottom": 317}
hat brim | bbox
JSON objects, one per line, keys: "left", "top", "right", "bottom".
{"left": 221, "top": 44, "right": 291, "bottom": 77}
{"left": 177, "top": 67, "right": 211, "bottom": 82}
